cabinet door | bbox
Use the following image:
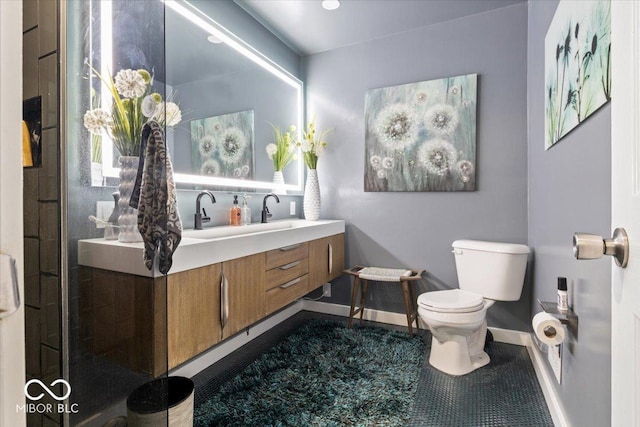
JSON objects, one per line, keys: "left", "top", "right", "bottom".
{"left": 309, "top": 233, "right": 345, "bottom": 290}
{"left": 167, "top": 263, "right": 222, "bottom": 369}
{"left": 222, "top": 253, "right": 266, "bottom": 338}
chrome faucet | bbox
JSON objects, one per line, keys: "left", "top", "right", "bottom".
{"left": 261, "top": 193, "right": 280, "bottom": 223}
{"left": 194, "top": 190, "right": 216, "bottom": 230}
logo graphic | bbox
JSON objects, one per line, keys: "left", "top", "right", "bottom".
{"left": 18, "top": 379, "right": 78, "bottom": 415}
{"left": 24, "top": 379, "right": 72, "bottom": 401}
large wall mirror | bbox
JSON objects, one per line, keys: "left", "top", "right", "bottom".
{"left": 93, "top": 0, "right": 304, "bottom": 193}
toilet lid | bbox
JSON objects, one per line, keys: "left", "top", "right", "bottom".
{"left": 418, "top": 289, "right": 485, "bottom": 313}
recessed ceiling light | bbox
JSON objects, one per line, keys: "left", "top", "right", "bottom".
{"left": 207, "top": 34, "right": 223, "bottom": 44}
{"left": 322, "top": 0, "right": 340, "bottom": 11}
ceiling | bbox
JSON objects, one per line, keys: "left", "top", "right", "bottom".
{"left": 235, "top": 0, "right": 526, "bottom": 56}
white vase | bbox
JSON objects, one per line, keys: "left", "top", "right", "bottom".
{"left": 304, "top": 169, "right": 320, "bottom": 221}
{"left": 117, "top": 156, "right": 143, "bottom": 243}
{"left": 272, "top": 170, "right": 287, "bottom": 194}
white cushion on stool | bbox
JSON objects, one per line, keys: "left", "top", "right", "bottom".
{"left": 358, "top": 267, "right": 413, "bottom": 282}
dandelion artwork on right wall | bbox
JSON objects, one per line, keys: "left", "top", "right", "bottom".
{"left": 544, "top": 0, "right": 611, "bottom": 149}
{"left": 364, "top": 73, "right": 477, "bottom": 192}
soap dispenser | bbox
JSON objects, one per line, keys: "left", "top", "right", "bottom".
{"left": 229, "top": 195, "right": 241, "bottom": 226}
{"left": 241, "top": 193, "right": 251, "bottom": 226}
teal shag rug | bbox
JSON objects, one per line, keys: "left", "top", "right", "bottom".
{"left": 194, "top": 320, "right": 425, "bottom": 427}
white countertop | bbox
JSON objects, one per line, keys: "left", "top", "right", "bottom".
{"left": 78, "top": 219, "right": 345, "bottom": 277}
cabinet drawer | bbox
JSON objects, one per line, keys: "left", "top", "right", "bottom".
{"left": 266, "top": 274, "right": 309, "bottom": 314}
{"left": 265, "top": 242, "right": 309, "bottom": 270}
{"left": 265, "top": 258, "right": 309, "bottom": 291}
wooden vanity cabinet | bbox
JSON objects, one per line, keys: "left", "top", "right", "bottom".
{"left": 167, "top": 263, "right": 222, "bottom": 369}
{"left": 264, "top": 242, "right": 310, "bottom": 315}
{"left": 168, "top": 253, "right": 266, "bottom": 368}
{"left": 221, "top": 253, "right": 266, "bottom": 339}
{"left": 81, "top": 232, "right": 345, "bottom": 374}
{"left": 79, "top": 267, "right": 167, "bottom": 377}
{"left": 309, "top": 233, "right": 345, "bottom": 289}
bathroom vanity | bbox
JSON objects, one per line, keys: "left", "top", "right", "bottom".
{"left": 77, "top": 219, "right": 344, "bottom": 376}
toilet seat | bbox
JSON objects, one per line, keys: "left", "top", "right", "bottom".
{"left": 418, "top": 289, "right": 484, "bottom": 313}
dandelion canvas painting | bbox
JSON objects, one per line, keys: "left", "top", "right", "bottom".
{"left": 190, "top": 110, "right": 254, "bottom": 180}
{"left": 364, "top": 74, "right": 477, "bottom": 192}
{"left": 544, "top": 0, "right": 611, "bottom": 149}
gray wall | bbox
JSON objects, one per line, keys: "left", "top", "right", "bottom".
{"left": 303, "top": 3, "right": 530, "bottom": 331}
{"left": 527, "top": 2, "right": 611, "bottom": 425}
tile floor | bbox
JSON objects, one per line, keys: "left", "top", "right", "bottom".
{"left": 193, "top": 311, "right": 554, "bottom": 426}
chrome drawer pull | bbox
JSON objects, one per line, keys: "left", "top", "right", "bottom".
{"left": 279, "top": 277, "right": 301, "bottom": 289}
{"left": 279, "top": 260, "right": 301, "bottom": 270}
{"left": 328, "top": 243, "right": 333, "bottom": 274}
{"left": 279, "top": 244, "right": 301, "bottom": 251}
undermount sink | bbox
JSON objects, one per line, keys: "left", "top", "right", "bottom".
{"left": 182, "top": 220, "right": 298, "bottom": 240}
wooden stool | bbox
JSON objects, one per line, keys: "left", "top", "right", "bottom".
{"left": 344, "top": 265, "right": 424, "bottom": 337}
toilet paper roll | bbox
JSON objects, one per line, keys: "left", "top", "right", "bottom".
{"left": 532, "top": 311, "right": 565, "bottom": 346}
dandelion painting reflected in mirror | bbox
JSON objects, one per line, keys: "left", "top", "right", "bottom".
{"left": 364, "top": 74, "right": 477, "bottom": 192}
{"left": 190, "top": 110, "right": 254, "bottom": 179}
{"left": 544, "top": 0, "right": 610, "bottom": 149}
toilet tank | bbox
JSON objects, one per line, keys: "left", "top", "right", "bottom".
{"left": 452, "top": 240, "right": 529, "bottom": 301}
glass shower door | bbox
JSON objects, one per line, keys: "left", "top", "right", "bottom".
{"left": 64, "top": 1, "right": 171, "bottom": 424}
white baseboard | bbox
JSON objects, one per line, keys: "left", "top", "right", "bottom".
{"left": 488, "top": 326, "right": 531, "bottom": 346}
{"left": 527, "top": 341, "right": 570, "bottom": 427}
{"left": 303, "top": 300, "right": 532, "bottom": 346}
{"left": 170, "top": 301, "right": 303, "bottom": 378}
{"left": 302, "top": 299, "right": 416, "bottom": 327}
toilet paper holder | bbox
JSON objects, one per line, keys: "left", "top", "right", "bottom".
{"left": 537, "top": 300, "right": 579, "bottom": 339}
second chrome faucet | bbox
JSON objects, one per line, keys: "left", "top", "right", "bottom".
{"left": 194, "top": 190, "right": 216, "bottom": 230}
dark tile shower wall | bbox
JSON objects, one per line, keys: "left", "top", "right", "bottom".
{"left": 22, "top": 0, "right": 62, "bottom": 426}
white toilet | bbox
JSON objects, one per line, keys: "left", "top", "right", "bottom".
{"left": 417, "top": 240, "right": 529, "bottom": 376}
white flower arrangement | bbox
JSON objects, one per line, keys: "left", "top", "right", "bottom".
{"left": 83, "top": 66, "right": 182, "bottom": 156}
{"left": 114, "top": 69, "right": 148, "bottom": 98}
{"left": 300, "top": 118, "right": 331, "bottom": 170}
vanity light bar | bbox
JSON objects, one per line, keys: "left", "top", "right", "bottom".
{"left": 99, "top": 0, "right": 119, "bottom": 179}
{"left": 163, "top": 0, "right": 301, "bottom": 89}
{"left": 173, "top": 173, "right": 300, "bottom": 191}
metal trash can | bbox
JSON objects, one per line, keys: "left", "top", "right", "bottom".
{"left": 127, "top": 376, "right": 194, "bottom": 427}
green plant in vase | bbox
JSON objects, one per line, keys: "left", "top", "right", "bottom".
{"left": 266, "top": 123, "right": 298, "bottom": 192}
